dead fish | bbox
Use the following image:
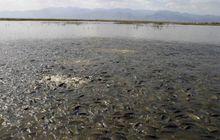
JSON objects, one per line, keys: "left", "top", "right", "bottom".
{"left": 164, "top": 123, "right": 178, "bottom": 129}
{"left": 207, "top": 126, "right": 218, "bottom": 133}
{"left": 188, "top": 113, "right": 201, "bottom": 121}
{"left": 123, "top": 112, "right": 135, "bottom": 119}
{"left": 111, "top": 132, "right": 127, "bottom": 140}
{"left": 183, "top": 125, "right": 192, "bottom": 130}
{"left": 70, "top": 126, "right": 79, "bottom": 135}
{"left": 160, "top": 114, "right": 170, "bottom": 123}
{"left": 0, "top": 117, "right": 4, "bottom": 125}
{"left": 145, "top": 135, "right": 158, "bottom": 139}
{"left": 210, "top": 113, "right": 220, "bottom": 117}
{"left": 181, "top": 122, "right": 196, "bottom": 130}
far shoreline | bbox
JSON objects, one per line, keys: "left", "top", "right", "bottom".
{"left": 0, "top": 18, "right": 220, "bottom": 26}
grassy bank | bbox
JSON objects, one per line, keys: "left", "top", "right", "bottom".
{"left": 0, "top": 18, "right": 220, "bottom": 26}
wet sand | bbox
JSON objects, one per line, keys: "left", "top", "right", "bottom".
{"left": 0, "top": 38, "right": 220, "bottom": 139}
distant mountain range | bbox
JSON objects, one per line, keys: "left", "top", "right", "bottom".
{"left": 1, "top": 7, "right": 220, "bottom": 22}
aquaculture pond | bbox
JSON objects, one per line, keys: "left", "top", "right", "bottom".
{"left": 0, "top": 21, "right": 220, "bottom": 139}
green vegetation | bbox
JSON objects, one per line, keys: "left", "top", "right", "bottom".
{"left": 0, "top": 18, "right": 220, "bottom": 26}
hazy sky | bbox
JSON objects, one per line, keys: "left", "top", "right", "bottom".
{"left": 0, "top": 0, "right": 220, "bottom": 15}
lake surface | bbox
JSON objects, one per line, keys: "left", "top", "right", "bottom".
{"left": 0, "top": 21, "right": 220, "bottom": 139}
{"left": 0, "top": 21, "right": 220, "bottom": 44}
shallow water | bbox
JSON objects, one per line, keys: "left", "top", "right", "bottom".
{"left": 0, "top": 21, "right": 220, "bottom": 44}
{"left": 0, "top": 22, "right": 220, "bottom": 139}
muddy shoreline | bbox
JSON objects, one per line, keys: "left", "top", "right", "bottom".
{"left": 0, "top": 38, "right": 220, "bottom": 139}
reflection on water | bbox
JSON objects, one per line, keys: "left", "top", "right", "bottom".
{"left": 0, "top": 21, "right": 220, "bottom": 44}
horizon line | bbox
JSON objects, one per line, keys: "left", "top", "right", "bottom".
{"left": 0, "top": 18, "right": 220, "bottom": 26}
